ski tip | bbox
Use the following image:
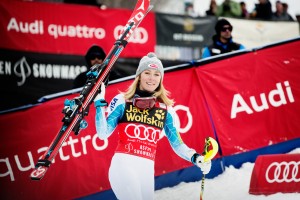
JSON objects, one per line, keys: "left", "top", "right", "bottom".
{"left": 30, "top": 166, "right": 49, "bottom": 181}
{"left": 148, "top": 5, "right": 154, "bottom": 11}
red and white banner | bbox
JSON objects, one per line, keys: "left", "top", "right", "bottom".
{"left": 197, "top": 39, "right": 300, "bottom": 155}
{"left": 0, "top": 68, "right": 215, "bottom": 199}
{"left": 1, "top": 38, "right": 300, "bottom": 199}
{"left": 249, "top": 154, "right": 300, "bottom": 195}
{"left": 0, "top": 0, "right": 155, "bottom": 57}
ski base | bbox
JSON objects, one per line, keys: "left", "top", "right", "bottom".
{"left": 30, "top": 159, "right": 52, "bottom": 180}
{"left": 30, "top": 166, "right": 49, "bottom": 180}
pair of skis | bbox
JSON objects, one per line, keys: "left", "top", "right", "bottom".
{"left": 30, "top": 0, "right": 153, "bottom": 181}
{"left": 200, "top": 137, "right": 219, "bottom": 200}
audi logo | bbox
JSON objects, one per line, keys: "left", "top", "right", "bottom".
{"left": 114, "top": 25, "right": 148, "bottom": 44}
{"left": 265, "top": 161, "right": 300, "bottom": 183}
{"left": 125, "top": 124, "right": 162, "bottom": 144}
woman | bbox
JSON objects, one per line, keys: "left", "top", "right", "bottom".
{"left": 94, "top": 52, "right": 211, "bottom": 200}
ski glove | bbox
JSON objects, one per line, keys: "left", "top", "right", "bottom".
{"left": 94, "top": 83, "right": 108, "bottom": 107}
{"left": 191, "top": 153, "right": 212, "bottom": 175}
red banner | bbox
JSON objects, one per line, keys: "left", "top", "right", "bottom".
{"left": 0, "top": 0, "right": 155, "bottom": 57}
{"left": 0, "top": 68, "right": 215, "bottom": 199}
{"left": 1, "top": 39, "right": 300, "bottom": 199}
{"left": 196, "top": 40, "right": 300, "bottom": 155}
{"left": 249, "top": 154, "right": 300, "bottom": 195}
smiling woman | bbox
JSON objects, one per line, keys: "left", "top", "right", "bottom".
{"left": 93, "top": 52, "right": 212, "bottom": 200}
{"left": 135, "top": 54, "right": 163, "bottom": 94}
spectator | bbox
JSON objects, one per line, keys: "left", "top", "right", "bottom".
{"left": 272, "top": 1, "right": 294, "bottom": 21}
{"left": 250, "top": 0, "right": 273, "bottom": 21}
{"left": 184, "top": 0, "right": 197, "bottom": 17}
{"left": 240, "top": 1, "right": 250, "bottom": 19}
{"left": 73, "top": 45, "right": 106, "bottom": 89}
{"left": 206, "top": 0, "right": 218, "bottom": 16}
{"left": 202, "top": 18, "right": 245, "bottom": 59}
{"left": 216, "top": 0, "right": 242, "bottom": 18}
{"left": 282, "top": 3, "right": 294, "bottom": 21}
{"left": 94, "top": 52, "right": 212, "bottom": 199}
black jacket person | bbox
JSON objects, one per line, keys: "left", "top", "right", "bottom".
{"left": 202, "top": 18, "right": 245, "bottom": 59}
{"left": 73, "top": 45, "right": 106, "bottom": 88}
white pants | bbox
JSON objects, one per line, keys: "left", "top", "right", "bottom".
{"left": 109, "top": 153, "right": 155, "bottom": 200}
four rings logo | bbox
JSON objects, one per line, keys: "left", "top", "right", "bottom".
{"left": 114, "top": 25, "right": 148, "bottom": 44}
{"left": 265, "top": 161, "right": 300, "bottom": 183}
{"left": 125, "top": 124, "right": 161, "bottom": 144}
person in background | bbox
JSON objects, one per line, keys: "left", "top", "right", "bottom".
{"left": 202, "top": 18, "right": 245, "bottom": 59}
{"left": 184, "top": 0, "right": 197, "bottom": 17}
{"left": 250, "top": 0, "right": 273, "bottom": 20}
{"left": 73, "top": 45, "right": 106, "bottom": 89}
{"left": 216, "top": 0, "right": 242, "bottom": 18}
{"left": 206, "top": 0, "right": 218, "bottom": 16}
{"left": 272, "top": 1, "right": 294, "bottom": 21}
{"left": 94, "top": 52, "right": 212, "bottom": 200}
{"left": 282, "top": 3, "right": 294, "bottom": 21}
{"left": 240, "top": 1, "right": 250, "bottom": 19}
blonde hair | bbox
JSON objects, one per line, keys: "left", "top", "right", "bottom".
{"left": 123, "top": 76, "right": 174, "bottom": 106}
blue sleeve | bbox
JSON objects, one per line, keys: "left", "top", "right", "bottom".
{"left": 201, "top": 47, "right": 211, "bottom": 59}
{"left": 239, "top": 44, "right": 246, "bottom": 50}
{"left": 163, "top": 106, "right": 196, "bottom": 162}
{"left": 95, "top": 94, "right": 125, "bottom": 139}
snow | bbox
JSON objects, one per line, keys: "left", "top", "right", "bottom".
{"left": 154, "top": 148, "right": 300, "bottom": 200}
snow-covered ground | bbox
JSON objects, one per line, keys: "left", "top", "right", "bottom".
{"left": 154, "top": 148, "right": 300, "bottom": 200}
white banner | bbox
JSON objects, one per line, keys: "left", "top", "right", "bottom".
{"left": 224, "top": 17, "right": 299, "bottom": 49}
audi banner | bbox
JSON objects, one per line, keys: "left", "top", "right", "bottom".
{"left": 249, "top": 154, "right": 300, "bottom": 195}
{"left": 197, "top": 38, "right": 300, "bottom": 156}
{"left": 1, "top": 36, "right": 300, "bottom": 199}
{"left": 0, "top": 0, "right": 155, "bottom": 111}
{"left": 0, "top": 0, "right": 155, "bottom": 56}
{"left": 0, "top": 67, "right": 215, "bottom": 199}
